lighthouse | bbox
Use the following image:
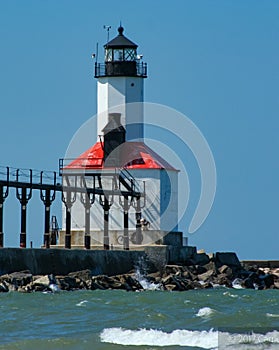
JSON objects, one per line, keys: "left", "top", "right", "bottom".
{"left": 60, "top": 26, "right": 179, "bottom": 249}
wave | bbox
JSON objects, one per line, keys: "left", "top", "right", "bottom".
{"left": 267, "top": 313, "right": 279, "bottom": 318}
{"left": 100, "top": 328, "right": 279, "bottom": 349}
{"left": 100, "top": 328, "right": 218, "bottom": 348}
{"left": 76, "top": 300, "right": 88, "bottom": 307}
{"left": 196, "top": 307, "right": 215, "bottom": 317}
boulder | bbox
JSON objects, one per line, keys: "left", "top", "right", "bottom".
{"left": 68, "top": 270, "right": 92, "bottom": 282}
{"left": 32, "top": 275, "right": 50, "bottom": 288}
{"left": 218, "top": 265, "right": 233, "bottom": 278}
{"left": 213, "top": 274, "right": 232, "bottom": 288}
{"left": 6, "top": 271, "right": 33, "bottom": 287}
{"left": 0, "top": 281, "right": 9, "bottom": 292}
{"left": 191, "top": 253, "right": 210, "bottom": 266}
{"left": 198, "top": 269, "right": 215, "bottom": 282}
{"left": 214, "top": 252, "right": 241, "bottom": 269}
{"left": 259, "top": 274, "right": 274, "bottom": 289}
{"left": 164, "top": 284, "right": 177, "bottom": 291}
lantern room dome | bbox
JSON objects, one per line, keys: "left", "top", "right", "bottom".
{"left": 105, "top": 26, "right": 138, "bottom": 49}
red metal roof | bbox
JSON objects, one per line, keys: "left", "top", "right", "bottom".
{"left": 65, "top": 142, "right": 177, "bottom": 171}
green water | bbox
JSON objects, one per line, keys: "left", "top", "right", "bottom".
{"left": 0, "top": 289, "right": 278, "bottom": 349}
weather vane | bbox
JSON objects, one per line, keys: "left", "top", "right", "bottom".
{"left": 103, "top": 25, "right": 111, "bottom": 43}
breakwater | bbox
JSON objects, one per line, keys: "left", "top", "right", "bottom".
{"left": 0, "top": 249, "right": 278, "bottom": 293}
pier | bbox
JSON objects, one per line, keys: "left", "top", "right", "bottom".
{"left": 0, "top": 164, "right": 144, "bottom": 250}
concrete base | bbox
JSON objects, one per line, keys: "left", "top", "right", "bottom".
{"left": 57, "top": 229, "right": 183, "bottom": 247}
{"left": 0, "top": 247, "right": 170, "bottom": 276}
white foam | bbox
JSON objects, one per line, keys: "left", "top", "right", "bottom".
{"left": 232, "top": 278, "right": 244, "bottom": 289}
{"left": 135, "top": 270, "right": 162, "bottom": 291}
{"left": 267, "top": 313, "right": 279, "bottom": 318}
{"left": 100, "top": 328, "right": 218, "bottom": 348}
{"left": 223, "top": 291, "right": 238, "bottom": 298}
{"left": 49, "top": 283, "right": 60, "bottom": 293}
{"left": 196, "top": 307, "right": 215, "bottom": 317}
{"left": 76, "top": 300, "right": 88, "bottom": 307}
{"left": 100, "top": 328, "right": 279, "bottom": 348}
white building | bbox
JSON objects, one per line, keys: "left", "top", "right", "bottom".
{"left": 60, "top": 26, "right": 180, "bottom": 249}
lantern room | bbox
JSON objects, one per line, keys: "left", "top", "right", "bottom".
{"left": 95, "top": 26, "right": 147, "bottom": 78}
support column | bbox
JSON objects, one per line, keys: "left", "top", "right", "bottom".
{"left": 43, "top": 189, "right": 51, "bottom": 249}
{"left": 0, "top": 189, "right": 3, "bottom": 248}
{"left": 40, "top": 171, "right": 56, "bottom": 249}
{"left": 16, "top": 170, "right": 32, "bottom": 248}
{"left": 62, "top": 175, "right": 77, "bottom": 250}
{"left": 84, "top": 194, "right": 91, "bottom": 249}
{"left": 135, "top": 196, "right": 143, "bottom": 245}
{"left": 65, "top": 205, "right": 71, "bottom": 249}
{"left": 20, "top": 187, "right": 27, "bottom": 248}
{"left": 0, "top": 169, "right": 9, "bottom": 248}
{"left": 123, "top": 197, "right": 129, "bottom": 250}
{"left": 103, "top": 198, "right": 110, "bottom": 250}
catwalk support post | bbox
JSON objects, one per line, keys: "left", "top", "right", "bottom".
{"left": 40, "top": 171, "right": 57, "bottom": 248}
{"left": 80, "top": 176, "right": 95, "bottom": 249}
{"left": 62, "top": 175, "right": 77, "bottom": 249}
{"left": 16, "top": 169, "right": 32, "bottom": 248}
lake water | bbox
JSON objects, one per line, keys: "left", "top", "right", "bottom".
{"left": 0, "top": 288, "right": 278, "bottom": 349}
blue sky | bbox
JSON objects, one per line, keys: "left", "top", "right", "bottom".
{"left": 0, "top": 0, "right": 278, "bottom": 259}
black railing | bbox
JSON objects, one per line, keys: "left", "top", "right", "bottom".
{"left": 95, "top": 61, "right": 147, "bottom": 78}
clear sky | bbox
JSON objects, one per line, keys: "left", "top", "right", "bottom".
{"left": 0, "top": 0, "right": 278, "bottom": 259}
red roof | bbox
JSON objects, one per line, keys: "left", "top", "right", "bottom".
{"left": 65, "top": 141, "right": 177, "bottom": 171}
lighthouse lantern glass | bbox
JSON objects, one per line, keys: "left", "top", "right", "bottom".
{"left": 114, "top": 49, "right": 123, "bottom": 61}
{"left": 124, "top": 48, "right": 136, "bottom": 61}
{"left": 105, "top": 48, "right": 113, "bottom": 62}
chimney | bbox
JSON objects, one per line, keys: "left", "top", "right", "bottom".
{"left": 102, "top": 113, "right": 126, "bottom": 167}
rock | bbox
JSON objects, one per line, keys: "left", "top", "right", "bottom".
{"left": 259, "top": 274, "right": 274, "bottom": 289}
{"left": 201, "top": 282, "right": 213, "bottom": 289}
{"left": 6, "top": 271, "right": 33, "bottom": 287}
{"left": 164, "top": 265, "right": 183, "bottom": 275}
{"left": 195, "top": 265, "right": 207, "bottom": 275}
{"left": 214, "top": 252, "right": 241, "bottom": 269}
{"left": 0, "top": 281, "right": 9, "bottom": 292}
{"left": 164, "top": 284, "right": 177, "bottom": 291}
{"left": 32, "top": 275, "right": 50, "bottom": 288}
{"left": 161, "top": 275, "right": 173, "bottom": 285}
{"left": 90, "top": 281, "right": 106, "bottom": 290}
{"left": 68, "top": 270, "right": 92, "bottom": 282}
{"left": 218, "top": 265, "right": 233, "bottom": 278}
{"left": 198, "top": 269, "right": 215, "bottom": 282}
{"left": 203, "top": 261, "right": 217, "bottom": 273}
{"left": 191, "top": 253, "right": 210, "bottom": 266}
{"left": 214, "top": 274, "right": 232, "bottom": 288}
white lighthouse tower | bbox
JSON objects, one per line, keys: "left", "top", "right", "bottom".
{"left": 60, "top": 26, "right": 180, "bottom": 249}
{"left": 96, "top": 25, "right": 144, "bottom": 141}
